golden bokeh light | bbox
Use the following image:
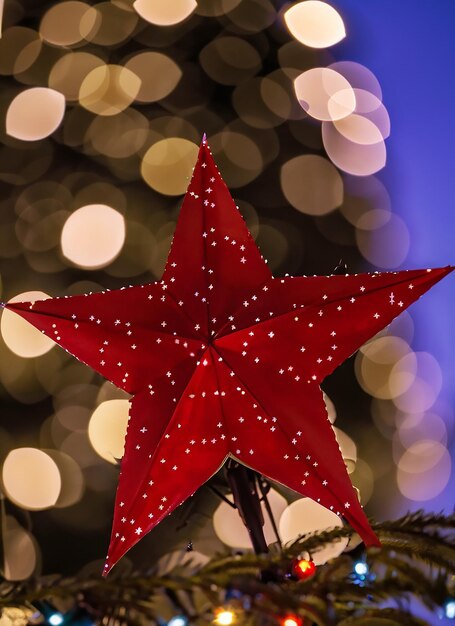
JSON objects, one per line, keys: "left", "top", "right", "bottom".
{"left": 294, "top": 68, "right": 356, "bottom": 121}
{"left": 279, "top": 498, "right": 348, "bottom": 565}
{"left": 397, "top": 440, "right": 451, "bottom": 501}
{"left": 322, "top": 121, "right": 386, "bottom": 176}
{"left": 393, "top": 351, "right": 442, "bottom": 414}
{"left": 88, "top": 399, "right": 130, "bottom": 464}
{"left": 133, "top": 0, "right": 197, "bottom": 26}
{"left": 334, "top": 114, "right": 383, "bottom": 145}
{"left": 210, "top": 130, "right": 263, "bottom": 187}
{"left": 44, "top": 449, "right": 85, "bottom": 508}
{"left": 6, "top": 88, "right": 65, "bottom": 141}
{"left": 86, "top": 109, "right": 149, "bottom": 159}
{"left": 3, "top": 516, "right": 38, "bottom": 581}
{"left": 141, "top": 137, "right": 199, "bottom": 195}
{"left": 281, "top": 154, "right": 343, "bottom": 215}
{"left": 323, "top": 391, "right": 336, "bottom": 423}
{"left": 213, "top": 488, "right": 287, "bottom": 548}
{"left": 84, "top": 2, "right": 137, "bottom": 46}
{"left": 49, "top": 52, "right": 105, "bottom": 101}
{"left": 284, "top": 1, "right": 346, "bottom": 48}
{"left": 196, "top": 0, "right": 242, "bottom": 17}
{"left": 2, "top": 447, "right": 61, "bottom": 510}
{"left": 200, "top": 37, "right": 262, "bottom": 86}
{"left": 125, "top": 52, "right": 182, "bottom": 102}
{"left": 61, "top": 204, "right": 126, "bottom": 269}
{"left": 40, "top": 1, "right": 99, "bottom": 47}
{"left": 79, "top": 64, "right": 141, "bottom": 116}
{"left": 350, "top": 458, "right": 374, "bottom": 506}
{"left": 1, "top": 291, "right": 54, "bottom": 358}
{"left": 332, "top": 426, "right": 357, "bottom": 473}
{"left": 0, "top": 27, "right": 42, "bottom": 75}
{"left": 355, "top": 336, "right": 412, "bottom": 400}
{"left": 225, "top": 0, "right": 276, "bottom": 33}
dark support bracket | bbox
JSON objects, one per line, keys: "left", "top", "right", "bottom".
{"left": 225, "top": 459, "right": 269, "bottom": 555}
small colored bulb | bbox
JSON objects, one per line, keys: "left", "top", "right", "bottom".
{"left": 48, "top": 614, "right": 64, "bottom": 626}
{"left": 292, "top": 557, "right": 316, "bottom": 580}
{"left": 214, "top": 610, "right": 235, "bottom": 625}
{"left": 354, "top": 562, "right": 368, "bottom": 576}
{"left": 281, "top": 616, "right": 302, "bottom": 626}
{"left": 168, "top": 617, "right": 188, "bottom": 626}
{"left": 445, "top": 600, "right": 455, "bottom": 619}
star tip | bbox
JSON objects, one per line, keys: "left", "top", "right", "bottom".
{"left": 201, "top": 132, "right": 207, "bottom": 144}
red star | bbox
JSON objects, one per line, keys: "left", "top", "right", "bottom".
{"left": 3, "top": 138, "right": 452, "bottom": 575}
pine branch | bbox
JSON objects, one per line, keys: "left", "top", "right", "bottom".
{"left": 0, "top": 511, "right": 453, "bottom": 625}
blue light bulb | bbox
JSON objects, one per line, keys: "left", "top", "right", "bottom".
{"left": 445, "top": 600, "right": 455, "bottom": 619}
{"left": 354, "top": 562, "right": 368, "bottom": 576}
{"left": 48, "top": 614, "right": 64, "bottom": 626}
{"left": 168, "top": 616, "right": 188, "bottom": 626}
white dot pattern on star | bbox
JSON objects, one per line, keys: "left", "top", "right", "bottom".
{"left": 4, "top": 138, "right": 452, "bottom": 576}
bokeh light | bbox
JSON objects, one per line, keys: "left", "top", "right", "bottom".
{"left": 279, "top": 498, "right": 348, "bottom": 565}
{"left": 3, "top": 516, "right": 38, "bottom": 581}
{"left": 294, "top": 68, "right": 356, "bottom": 121}
{"left": 133, "top": 0, "right": 197, "bottom": 26}
{"left": 60, "top": 204, "right": 126, "bottom": 269}
{"left": 213, "top": 488, "right": 287, "bottom": 548}
{"left": 49, "top": 52, "right": 105, "bottom": 101}
{"left": 141, "top": 137, "right": 199, "bottom": 195}
{"left": 88, "top": 399, "right": 130, "bottom": 463}
{"left": 332, "top": 426, "right": 357, "bottom": 473}
{"left": 1, "top": 291, "right": 53, "bottom": 358}
{"left": 397, "top": 440, "right": 451, "bottom": 501}
{"left": 124, "top": 52, "right": 182, "bottom": 102}
{"left": 79, "top": 64, "right": 141, "bottom": 116}
{"left": 280, "top": 154, "right": 343, "bottom": 215}
{"left": 284, "top": 1, "right": 346, "bottom": 49}
{"left": 6, "top": 88, "right": 65, "bottom": 141}
{"left": 2, "top": 447, "right": 61, "bottom": 510}
{"left": 200, "top": 37, "right": 262, "bottom": 86}
{"left": 39, "top": 1, "right": 99, "bottom": 47}
{"left": 322, "top": 121, "right": 386, "bottom": 176}
{"left": 0, "top": 27, "right": 42, "bottom": 75}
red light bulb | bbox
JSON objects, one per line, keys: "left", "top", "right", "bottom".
{"left": 292, "top": 557, "right": 316, "bottom": 580}
{"left": 280, "top": 615, "right": 302, "bottom": 626}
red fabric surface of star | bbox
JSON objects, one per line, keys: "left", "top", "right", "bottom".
{"left": 4, "top": 139, "right": 453, "bottom": 576}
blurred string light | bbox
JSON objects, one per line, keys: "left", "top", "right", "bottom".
{"left": 213, "top": 488, "right": 287, "bottom": 548}
{"left": 213, "top": 610, "right": 235, "bottom": 625}
{"left": 280, "top": 154, "right": 343, "bottom": 215}
{"left": 280, "top": 617, "right": 302, "bottom": 626}
{"left": 39, "top": 2, "right": 99, "bottom": 47}
{"left": 279, "top": 498, "right": 348, "bottom": 565}
{"left": 48, "top": 615, "right": 64, "bottom": 626}
{"left": 6, "top": 88, "right": 65, "bottom": 141}
{"left": 167, "top": 617, "right": 188, "bottom": 626}
{"left": 284, "top": 1, "right": 345, "bottom": 48}
{"left": 133, "top": 0, "right": 197, "bottom": 26}
{"left": 445, "top": 600, "right": 455, "bottom": 619}
{"left": 294, "top": 68, "right": 356, "bottom": 121}
{"left": 141, "top": 138, "right": 199, "bottom": 195}
{"left": 1, "top": 291, "right": 53, "bottom": 357}
{"left": 78, "top": 64, "right": 141, "bottom": 116}
{"left": 60, "top": 204, "right": 126, "bottom": 269}
{"left": 2, "top": 514, "right": 38, "bottom": 581}
{"left": 87, "top": 399, "right": 129, "bottom": 464}
{"left": 2, "top": 448, "right": 61, "bottom": 510}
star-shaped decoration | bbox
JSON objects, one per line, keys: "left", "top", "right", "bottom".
{"left": 2, "top": 137, "right": 452, "bottom": 575}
